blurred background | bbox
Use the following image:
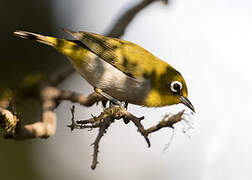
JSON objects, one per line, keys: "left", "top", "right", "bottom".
{"left": 1, "top": 0, "right": 252, "bottom": 179}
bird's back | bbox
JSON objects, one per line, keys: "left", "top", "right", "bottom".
{"left": 63, "top": 29, "right": 175, "bottom": 80}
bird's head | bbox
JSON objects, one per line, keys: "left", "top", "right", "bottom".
{"left": 168, "top": 74, "right": 195, "bottom": 113}
{"left": 145, "top": 67, "right": 195, "bottom": 113}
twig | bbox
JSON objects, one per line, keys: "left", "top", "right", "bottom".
{"left": 68, "top": 105, "right": 76, "bottom": 131}
{"left": 68, "top": 106, "right": 185, "bottom": 169}
{"left": 145, "top": 110, "right": 185, "bottom": 134}
{"left": 58, "top": 91, "right": 106, "bottom": 107}
{"left": 122, "top": 111, "right": 150, "bottom": 146}
{"left": 91, "top": 117, "right": 111, "bottom": 170}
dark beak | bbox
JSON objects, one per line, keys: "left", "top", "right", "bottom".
{"left": 179, "top": 95, "right": 195, "bottom": 113}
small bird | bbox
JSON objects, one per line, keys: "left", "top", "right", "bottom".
{"left": 14, "top": 29, "right": 195, "bottom": 112}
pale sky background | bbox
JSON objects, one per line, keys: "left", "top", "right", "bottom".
{"left": 30, "top": 0, "right": 252, "bottom": 180}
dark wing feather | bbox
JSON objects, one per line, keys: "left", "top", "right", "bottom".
{"left": 63, "top": 29, "right": 168, "bottom": 79}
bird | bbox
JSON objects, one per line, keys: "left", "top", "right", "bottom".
{"left": 13, "top": 29, "right": 195, "bottom": 113}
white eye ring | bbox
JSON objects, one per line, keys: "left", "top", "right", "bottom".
{"left": 170, "top": 81, "right": 182, "bottom": 93}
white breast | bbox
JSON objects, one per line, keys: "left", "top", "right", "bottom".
{"left": 69, "top": 54, "right": 151, "bottom": 105}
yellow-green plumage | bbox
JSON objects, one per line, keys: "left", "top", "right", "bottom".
{"left": 64, "top": 30, "right": 175, "bottom": 78}
{"left": 13, "top": 29, "right": 194, "bottom": 111}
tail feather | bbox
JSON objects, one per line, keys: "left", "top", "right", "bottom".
{"left": 14, "top": 30, "right": 56, "bottom": 46}
{"left": 14, "top": 30, "right": 82, "bottom": 58}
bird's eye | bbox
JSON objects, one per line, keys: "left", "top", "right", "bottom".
{"left": 170, "top": 81, "right": 182, "bottom": 94}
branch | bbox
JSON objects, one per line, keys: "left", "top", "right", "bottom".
{"left": 70, "top": 105, "right": 185, "bottom": 169}
{"left": 91, "top": 117, "right": 111, "bottom": 170}
{"left": 145, "top": 110, "right": 185, "bottom": 134}
{"left": 107, "top": 0, "right": 167, "bottom": 37}
{"left": 0, "top": 87, "right": 106, "bottom": 139}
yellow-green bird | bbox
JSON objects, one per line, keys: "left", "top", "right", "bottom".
{"left": 14, "top": 29, "right": 195, "bottom": 112}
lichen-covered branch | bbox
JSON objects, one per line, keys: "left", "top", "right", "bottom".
{"left": 70, "top": 105, "right": 185, "bottom": 169}
{"left": 145, "top": 111, "right": 185, "bottom": 134}
{"left": 91, "top": 117, "right": 112, "bottom": 170}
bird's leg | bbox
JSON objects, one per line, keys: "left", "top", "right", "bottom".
{"left": 124, "top": 102, "right": 128, "bottom": 109}
{"left": 94, "top": 88, "right": 126, "bottom": 108}
{"left": 108, "top": 100, "right": 128, "bottom": 109}
{"left": 94, "top": 88, "right": 130, "bottom": 124}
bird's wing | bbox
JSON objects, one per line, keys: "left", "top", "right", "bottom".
{"left": 63, "top": 29, "right": 166, "bottom": 79}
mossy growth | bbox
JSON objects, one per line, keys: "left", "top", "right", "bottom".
{"left": 0, "top": 110, "right": 19, "bottom": 135}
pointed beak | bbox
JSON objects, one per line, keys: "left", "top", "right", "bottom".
{"left": 179, "top": 95, "right": 195, "bottom": 113}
